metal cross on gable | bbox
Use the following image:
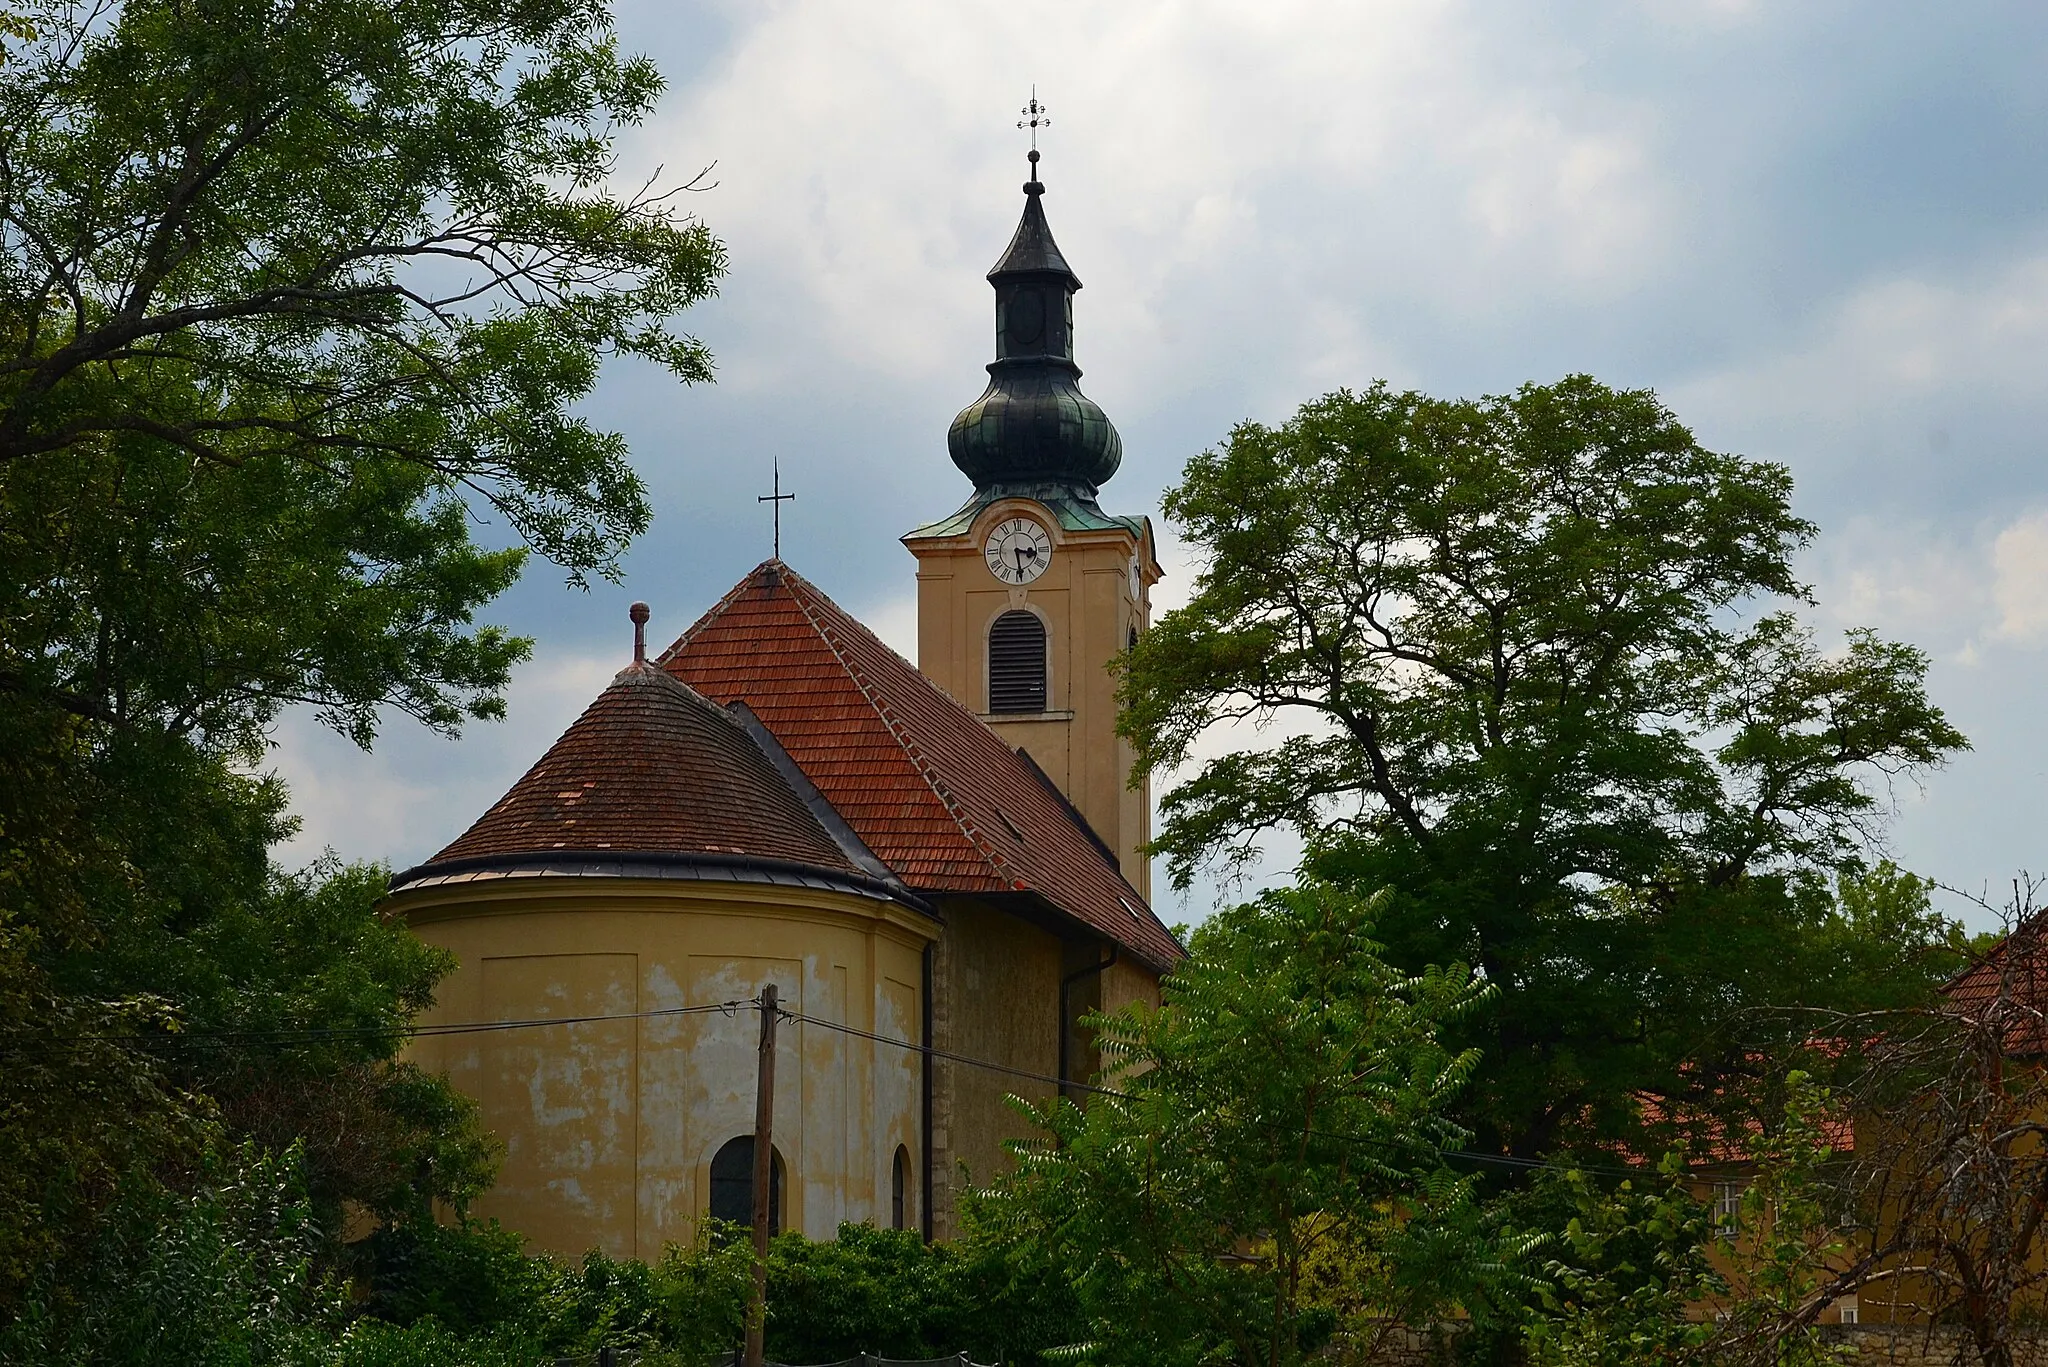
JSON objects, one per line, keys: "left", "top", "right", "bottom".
{"left": 758, "top": 458, "right": 794, "bottom": 561}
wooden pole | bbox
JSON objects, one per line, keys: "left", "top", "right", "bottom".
{"left": 744, "top": 983, "right": 779, "bottom": 1367}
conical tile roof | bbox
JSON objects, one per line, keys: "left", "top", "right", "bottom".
{"left": 428, "top": 660, "right": 860, "bottom": 876}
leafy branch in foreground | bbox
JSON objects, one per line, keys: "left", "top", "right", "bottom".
{"left": 0, "top": 0, "right": 726, "bottom": 580}
{"left": 1528, "top": 1075, "right": 1849, "bottom": 1367}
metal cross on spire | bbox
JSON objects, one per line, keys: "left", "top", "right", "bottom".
{"left": 1017, "top": 86, "right": 1049, "bottom": 181}
{"left": 758, "top": 458, "right": 795, "bottom": 560}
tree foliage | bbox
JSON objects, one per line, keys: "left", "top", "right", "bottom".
{"left": 0, "top": 0, "right": 725, "bottom": 1324}
{"left": 977, "top": 884, "right": 1530, "bottom": 1367}
{"left": 1528, "top": 1076, "right": 1849, "bottom": 1367}
{"left": 1120, "top": 377, "right": 1971, "bottom": 1156}
{"left": 0, "top": 0, "right": 724, "bottom": 578}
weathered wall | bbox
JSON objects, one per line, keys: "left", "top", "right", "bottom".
{"left": 395, "top": 876, "right": 935, "bottom": 1260}
{"left": 905, "top": 497, "right": 1158, "bottom": 901}
{"left": 1100, "top": 956, "right": 1162, "bottom": 1019}
{"left": 926, "top": 897, "right": 1064, "bottom": 1240}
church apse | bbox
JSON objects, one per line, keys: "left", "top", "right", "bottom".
{"left": 389, "top": 636, "right": 936, "bottom": 1256}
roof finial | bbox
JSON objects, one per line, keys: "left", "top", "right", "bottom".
{"left": 1017, "top": 86, "right": 1048, "bottom": 193}
{"left": 629, "top": 601, "right": 649, "bottom": 666}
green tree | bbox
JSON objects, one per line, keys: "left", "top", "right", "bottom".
{"left": 760, "top": 1221, "right": 1081, "bottom": 1366}
{"left": 1120, "top": 377, "right": 1969, "bottom": 1159}
{"left": 1524, "top": 1155, "right": 1722, "bottom": 1367}
{"left": 977, "top": 884, "right": 1527, "bottom": 1367}
{"left": 0, "top": 0, "right": 722, "bottom": 576}
{"left": 0, "top": 0, "right": 725, "bottom": 1319}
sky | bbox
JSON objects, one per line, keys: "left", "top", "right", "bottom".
{"left": 275, "top": 0, "right": 2048, "bottom": 930}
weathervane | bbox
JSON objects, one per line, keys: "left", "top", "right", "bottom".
{"left": 758, "top": 458, "right": 795, "bottom": 560}
{"left": 1017, "top": 86, "right": 1048, "bottom": 182}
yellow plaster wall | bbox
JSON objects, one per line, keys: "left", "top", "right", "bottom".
{"left": 394, "top": 877, "right": 935, "bottom": 1260}
{"left": 1101, "top": 957, "right": 1162, "bottom": 1020}
{"left": 905, "top": 498, "right": 1159, "bottom": 901}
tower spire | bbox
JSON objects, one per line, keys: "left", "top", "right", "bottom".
{"left": 946, "top": 91, "right": 1122, "bottom": 498}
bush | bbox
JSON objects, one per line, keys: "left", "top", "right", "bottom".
{"left": 0, "top": 1142, "right": 336, "bottom": 1367}
{"left": 764, "top": 1222, "right": 1080, "bottom": 1366}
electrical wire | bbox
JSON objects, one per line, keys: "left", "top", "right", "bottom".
{"left": 0, "top": 1000, "right": 750, "bottom": 1054}
{"left": 778, "top": 1007, "right": 1127, "bottom": 1099}
{"left": 778, "top": 1006, "right": 1660, "bottom": 1181}
{"left": 7, "top": 990, "right": 1676, "bottom": 1180}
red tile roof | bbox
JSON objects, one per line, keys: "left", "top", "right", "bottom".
{"left": 662, "top": 562, "right": 1183, "bottom": 970}
{"left": 430, "top": 662, "right": 860, "bottom": 876}
{"left": 1945, "top": 918, "right": 2048, "bottom": 1054}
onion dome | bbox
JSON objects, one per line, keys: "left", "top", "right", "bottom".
{"left": 947, "top": 155, "right": 1122, "bottom": 495}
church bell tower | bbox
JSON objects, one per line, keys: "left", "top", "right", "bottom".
{"left": 903, "top": 134, "right": 1159, "bottom": 901}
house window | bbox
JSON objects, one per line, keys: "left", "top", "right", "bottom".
{"left": 1837, "top": 1296, "right": 1859, "bottom": 1325}
{"left": 1713, "top": 1180, "right": 1745, "bottom": 1235}
{"left": 989, "top": 611, "right": 1047, "bottom": 713}
{"left": 709, "top": 1135, "right": 784, "bottom": 1235}
{"left": 891, "top": 1145, "right": 912, "bottom": 1231}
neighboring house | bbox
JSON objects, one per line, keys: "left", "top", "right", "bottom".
{"left": 1646, "top": 924, "right": 2048, "bottom": 1332}
{"left": 386, "top": 159, "right": 1181, "bottom": 1260}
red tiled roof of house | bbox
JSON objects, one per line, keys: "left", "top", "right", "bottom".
{"left": 1944, "top": 917, "right": 2048, "bottom": 1054}
{"left": 1633, "top": 1086, "right": 1857, "bottom": 1164}
{"left": 661, "top": 562, "right": 1183, "bottom": 970}
{"left": 430, "top": 662, "right": 860, "bottom": 876}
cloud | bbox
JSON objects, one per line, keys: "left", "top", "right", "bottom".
{"left": 1671, "top": 251, "right": 2048, "bottom": 522}
{"left": 627, "top": 0, "right": 1682, "bottom": 412}
{"left": 1692, "top": 254, "right": 2048, "bottom": 413}
{"left": 1994, "top": 510, "right": 2048, "bottom": 645}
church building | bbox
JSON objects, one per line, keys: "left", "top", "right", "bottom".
{"left": 386, "top": 151, "right": 1182, "bottom": 1259}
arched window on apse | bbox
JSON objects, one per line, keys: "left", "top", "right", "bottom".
{"left": 709, "top": 1134, "right": 784, "bottom": 1236}
{"left": 891, "top": 1145, "right": 912, "bottom": 1231}
{"left": 989, "top": 610, "right": 1047, "bottom": 713}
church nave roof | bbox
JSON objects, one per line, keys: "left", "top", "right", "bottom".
{"left": 662, "top": 562, "right": 1182, "bottom": 971}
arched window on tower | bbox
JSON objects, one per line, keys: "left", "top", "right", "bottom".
{"left": 989, "top": 610, "right": 1047, "bottom": 714}
{"left": 709, "top": 1135, "right": 784, "bottom": 1235}
{"left": 891, "top": 1145, "right": 912, "bottom": 1231}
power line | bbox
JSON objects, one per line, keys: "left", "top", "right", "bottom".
{"left": 781, "top": 1008, "right": 1126, "bottom": 1099}
{"left": 0, "top": 1000, "right": 750, "bottom": 1055}
{"left": 6, "top": 992, "right": 1686, "bottom": 1181}
{"left": 780, "top": 1007, "right": 1660, "bottom": 1182}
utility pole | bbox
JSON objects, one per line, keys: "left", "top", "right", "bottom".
{"left": 744, "top": 984, "right": 779, "bottom": 1367}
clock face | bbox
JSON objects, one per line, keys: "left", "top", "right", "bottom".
{"left": 984, "top": 517, "right": 1052, "bottom": 585}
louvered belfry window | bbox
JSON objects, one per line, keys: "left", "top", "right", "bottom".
{"left": 988, "top": 610, "right": 1048, "bottom": 714}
